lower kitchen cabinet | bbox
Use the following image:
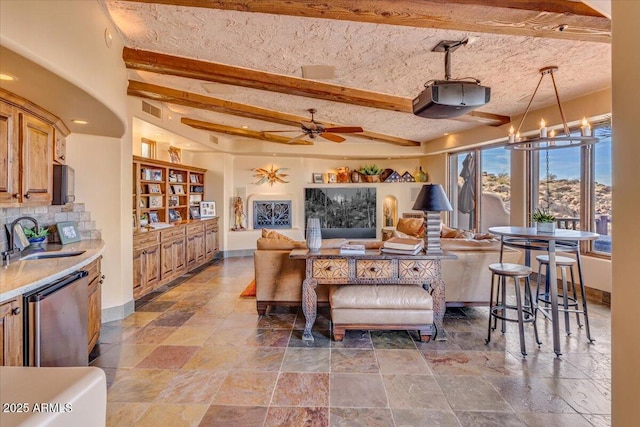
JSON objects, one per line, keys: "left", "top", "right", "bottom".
{"left": 85, "top": 257, "right": 103, "bottom": 353}
{"left": 133, "top": 218, "right": 218, "bottom": 299}
{"left": 0, "top": 297, "right": 23, "bottom": 366}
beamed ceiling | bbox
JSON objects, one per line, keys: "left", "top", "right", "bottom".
{"left": 103, "top": 0, "right": 611, "bottom": 155}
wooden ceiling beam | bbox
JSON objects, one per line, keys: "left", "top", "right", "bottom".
{"left": 122, "top": 0, "right": 610, "bottom": 43}
{"left": 124, "top": 48, "right": 412, "bottom": 112}
{"left": 181, "top": 118, "right": 314, "bottom": 145}
{"left": 128, "top": 81, "right": 420, "bottom": 146}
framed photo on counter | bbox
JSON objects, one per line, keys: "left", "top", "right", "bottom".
{"left": 56, "top": 221, "right": 81, "bottom": 244}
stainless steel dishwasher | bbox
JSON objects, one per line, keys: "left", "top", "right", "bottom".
{"left": 23, "top": 270, "right": 89, "bottom": 367}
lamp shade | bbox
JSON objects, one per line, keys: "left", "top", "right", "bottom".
{"left": 412, "top": 184, "right": 453, "bottom": 212}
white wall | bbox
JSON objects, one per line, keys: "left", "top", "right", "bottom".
{"left": 612, "top": 1, "right": 640, "bottom": 423}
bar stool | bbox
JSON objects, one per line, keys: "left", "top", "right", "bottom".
{"left": 536, "top": 253, "right": 593, "bottom": 340}
{"left": 486, "top": 263, "right": 540, "bottom": 356}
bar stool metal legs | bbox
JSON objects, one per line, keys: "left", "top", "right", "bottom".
{"left": 536, "top": 254, "right": 593, "bottom": 342}
{"left": 486, "top": 263, "right": 540, "bottom": 356}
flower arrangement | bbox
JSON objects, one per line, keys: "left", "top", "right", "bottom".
{"left": 532, "top": 208, "right": 555, "bottom": 223}
{"left": 23, "top": 226, "right": 49, "bottom": 245}
{"left": 358, "top": 164, "right": 382, "bottom": 176}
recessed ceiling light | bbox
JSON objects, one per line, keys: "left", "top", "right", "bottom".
{"left": 71, "top": 119, "right": 88, "bottom": 125}
{"left": 0, "top": 73, "right": 16, "bottom": 81}
{"left": 272, "top": 153, "right": 277, "bottom": 156}
{"left": 241, "top": 125, "right": 249, "bottom": 129}
{"left": 444, "top": 133, "right": 450, "bottom": 136}
{"left": 155, "top": 133, "right": 163, "bottom": 136}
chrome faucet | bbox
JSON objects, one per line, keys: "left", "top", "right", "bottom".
{"left": 2, "top": 216, "right": 40, "bottom": 265}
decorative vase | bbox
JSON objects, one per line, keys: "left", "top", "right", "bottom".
{"left": 306, "top": 218, "right": 322, "bottom": 252}
{"left": 415, "top": 166, "right": 428, "bottom": 183}
{"left": 536, "top": 222, "right": 556, "bottom": 233}
{"left": 363, "top": 174, "right": 380, "bottom": 183}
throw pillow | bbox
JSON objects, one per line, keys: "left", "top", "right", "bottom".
{"left": 396, "top": 218, "right": 424, "bottom": 237}
{"left": 441, "top": 224, "right": 474, "bottom": 239}
{"left": 262, "top": 229, "right": 294, "bottom": 241}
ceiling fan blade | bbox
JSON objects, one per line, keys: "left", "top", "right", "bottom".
{"left": 287, "top": 133, "right": 309, "bottom": 144}
{"left": 323, "top": 126, "right": 364, "bottom": 133}
{"left": 320, "top": 133, "right": 346, "bottom": 143}
{"left": 261, "top": 129, "right": 300, "bottom": 133}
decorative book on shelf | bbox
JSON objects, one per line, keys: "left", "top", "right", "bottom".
{"left": 340, "top": 243, "right": 366, "bottom": 254}
{"left": 383, "top": 237, "right": 423, "bottom": 251}
{"left": 380, "top": 246, "right": 423, "bottom": 255}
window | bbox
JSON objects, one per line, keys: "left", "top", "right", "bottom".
{"left": 592, "top": 127, "right": 612, "bottom": 254}
{"left": 449, "top": 147, "right": 511, "bottom": 233}
{"left": 529, "top": 122, "right": 612, "bottom": 255}
{"left": 141, "top": 138, "right": 157, "bottom": 159}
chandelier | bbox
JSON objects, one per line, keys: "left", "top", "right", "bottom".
{"left": 506, "top": 66, "right": 599, "bottom": 151}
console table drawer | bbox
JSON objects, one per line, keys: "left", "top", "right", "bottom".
{"left": 399, "top": 260, "right": 432, "bottom": 280}
{"left": 356, "top": 260, "right": 394, "bottom": 279}
{"left": 312, "top": 259, "right": 348, "bottom": 279}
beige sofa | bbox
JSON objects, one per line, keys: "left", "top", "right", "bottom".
{"left": 253, "top": 233, "right": 522, "bottom": 315}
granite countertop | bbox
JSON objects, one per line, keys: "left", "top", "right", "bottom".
{"left": 0, "top": 239, "right": 105, "bottom": 303}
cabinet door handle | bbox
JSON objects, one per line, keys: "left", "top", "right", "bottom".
{"left": 12, "top": 307, "right": 21, "bottom": 315}
{"left": 99, "top": 280, "right": 104, "bottom": 284}
{"left": 142, "top": 250, "right": 147, "bottom": 255}
{"left": 12, "top": 193, "right": 19, "bottom": 199}
{"left": 101, "top": 274, "right": 106, "bottom": 280}
{"left": 60, "top": 155, "right": 65, "bottom": 160}
{"left": 23, "top": 193, "right": 31, "bottom": 199}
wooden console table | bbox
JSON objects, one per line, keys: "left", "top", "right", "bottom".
{"left": 289, "top": 249, "right": 456, "bottom": 342}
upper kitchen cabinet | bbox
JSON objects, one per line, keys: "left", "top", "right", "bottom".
{"left": 1, "top": 89, "right": 68, "bottom": 207}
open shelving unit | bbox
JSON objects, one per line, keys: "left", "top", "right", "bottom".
{"left": 132, "top": 156, "right": 207, "bottom": 228}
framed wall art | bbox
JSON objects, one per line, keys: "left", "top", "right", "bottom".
{"left": 312, "top": 172, "right": 323, "bottom": 183}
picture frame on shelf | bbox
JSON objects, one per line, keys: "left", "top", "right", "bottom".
{"left": 148, "top": 211, "right": 160, "bottom": 223}
{"left": 190, "top": 174, "right": 200, "bottom": 184}
{"left": 327, "top": 173, "right": 337, "bottom": 183}
{"left": 139, "top": 198, "right": 147, "bottom": 208}
{"left": 56, "top": 221, "right": 81, "bottom": 245}
{"left": 200, "top": 201, "right": 216, "bottom": 218}
{"left": 168, "top": 209, "right": 182, "bottom": 222}
{"left": 172, "top": 184, "right": 185, "bottom": 195}
{"left": 169, "top": 173, "right": 178, "bottom": 183}
{"left": 147, "top": 183, "right": 161, "bottom": 193}
{"left": 141, "top": 169, "right": 152, "bottom": 181}
{"left": 151, "top": 169, "right": 163, "bottom": 181}
{"left": 168, "top": 196, "right": 179, "bottom": 207}
{"left": 177, "top": 174, "right": 183, "bottom": 182}
{"left": 189, "top": 194, "right": 202, "bottom": 205}
{"left": 149, "top": 196, "right": 163, "bottom": 208}
{"left": 312, "top": 172, "right": 323, "bottom": 183}
{"left": 189, "top": 206, "right": 201, "bottom": 219}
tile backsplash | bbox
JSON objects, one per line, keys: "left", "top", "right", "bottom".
{"left": 0, "top": 203, "right": 101, "bottom": 252}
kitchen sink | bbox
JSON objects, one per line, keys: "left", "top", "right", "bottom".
{"left": 20, "top": 251, "right": 86, "bottom": 261}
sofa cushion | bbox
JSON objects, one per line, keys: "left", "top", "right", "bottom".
{"left": 262, "top": 229, "right": 294, "bottom": 240}
{"left": 441, "top": 224, "right": 474, "bottom": 239}
{"left": 396, "top": 218, "right": 424, "bottom": 238}
{"left": 257, "top": 237, "right": 307, "bottom": 250}
{"left": 330, "top": 285, "right": 432, "bottom": 310}
{"left": 441, "top": 237, "right": 501, "bottom": 251}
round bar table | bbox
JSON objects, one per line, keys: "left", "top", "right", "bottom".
{"left": 488, "top": 226, "right": 599, "bottom": 356}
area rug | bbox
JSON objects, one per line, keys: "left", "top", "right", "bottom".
{"left": 240, "top": 279, "right": 256, "bottom": 297}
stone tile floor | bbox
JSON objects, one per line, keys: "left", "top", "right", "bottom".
{"left": 93, "top": 257, "right": 611, "bottom": 426}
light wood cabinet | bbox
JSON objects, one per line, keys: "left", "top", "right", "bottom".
{"left": 0, "top": 297, "right": 23, "bottom": 366}
{"left": 54, "top": 129, "right": 66, "bottom": 164}
{"left": 0, "top": 102, "right": 20, "bottom": 205}
{"left": 21, "top": 114, "right": 54, "bottom": 205}
{"left": 205, "top": 219, "right": 219, "bottom": 262}
{"left": 133, "top": 232, "right": 161, "bottom": 299}
{"left": 1, "top": 90, "right": 67, "bottom": 208}
{"left": 85, "top": 257, "right": 103, "bottom": 353}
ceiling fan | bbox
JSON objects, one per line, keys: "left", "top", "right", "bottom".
{"left": 266, "top": 108, "right": 363, "bottom": 143}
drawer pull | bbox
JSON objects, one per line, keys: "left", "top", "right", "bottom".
{"left": 101, "top": 274, "right": 106, "bottom": 280}
{"left": 413, "top": 267, "right": 420, "bottom": 272}
{"left": 60, "top": 155, "right": 65, "bottom": 160}
{"left": 23, "top": 193, "right": 31, "bottom": 199}
{"left": 369, "top": 267, "right": 378, "bottom": 272}
{"left": 12, "top": 193, "right": 19, "bottom": 199}
{"left": 325, "top": 266, "right": 333, "bottom": 271}
{"left": 12, "top": 307, "right": 21, "bottom": 315}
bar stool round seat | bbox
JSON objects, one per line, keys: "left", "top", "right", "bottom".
{"left": 486, "top": 263, "right": 540, "bottom": 356}
{"left": 536, "top": 254, "right": 589, "bottom": 337}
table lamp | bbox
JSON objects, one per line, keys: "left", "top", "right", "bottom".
{"left": 412, "top": 184, "right": 453, "bottom": 254}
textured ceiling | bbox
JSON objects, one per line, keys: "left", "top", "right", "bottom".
{"left": 104, "top": 1, "right": 611, "bottom": 151}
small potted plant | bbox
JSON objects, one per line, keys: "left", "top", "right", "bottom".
{"left": 358, "top": 164, "right": 382, "bottom": 183}
{"left": 23, "top": 226, "right": 49, "bottom": 247}
{"left": 532, "top": 208, "right": 556, "bottom": 233}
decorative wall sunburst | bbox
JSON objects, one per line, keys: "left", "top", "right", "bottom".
{"left": 253, "top": 165, "right": 289, "bottom": 186}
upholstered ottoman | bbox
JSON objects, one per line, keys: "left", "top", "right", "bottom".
{"left": 329, "top": 285, "right": 434, "bottom": 341}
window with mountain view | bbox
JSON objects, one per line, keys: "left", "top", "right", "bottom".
{"left": 593, "top": 127, "right": 612, "bottom": 254}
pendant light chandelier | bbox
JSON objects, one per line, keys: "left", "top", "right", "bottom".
{"left": 506, "top": 66, "right": 599, "bottom": 151}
